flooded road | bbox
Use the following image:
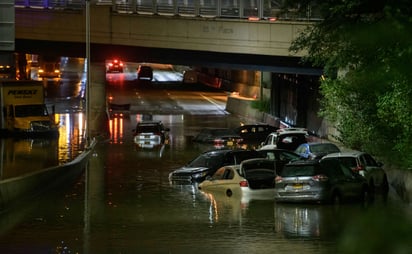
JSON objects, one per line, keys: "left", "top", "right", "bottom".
{"left": 0, "top": 73, "right": 411, "bottom": 253}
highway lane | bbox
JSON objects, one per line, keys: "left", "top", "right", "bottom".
{"left": 1, "top": 76, "right": 410, "bottom": 254}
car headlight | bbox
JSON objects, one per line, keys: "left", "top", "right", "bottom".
{"left": 192, "top": 171, "right": 208, "bottom": 180}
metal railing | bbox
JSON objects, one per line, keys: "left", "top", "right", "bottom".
{"left": 14, "top": 0, "right": 322, "bottom": 20}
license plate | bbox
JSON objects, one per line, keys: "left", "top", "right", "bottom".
{"left": 292, "top": 183, "right": 303, "bottom": 189}
{"left": 226, "top": 141, "right": 233, "bottom": 146}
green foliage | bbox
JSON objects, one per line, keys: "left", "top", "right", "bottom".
{"left": 287, "top": 0, "right": 412, "bottom": 168}
{"left": 251, "top": 98, "right": 270, "bottom": 113}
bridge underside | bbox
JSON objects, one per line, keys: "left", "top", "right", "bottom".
{"left": 16, "top": 39, "right": 321, "bottom": 75}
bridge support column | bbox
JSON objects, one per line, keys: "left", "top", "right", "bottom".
{"left": 88, "top": 63, "right": 109, "bottom": 139}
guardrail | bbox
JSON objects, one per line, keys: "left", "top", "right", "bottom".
{"left": 14, "top": 0, "right": 322, "bottom": 21}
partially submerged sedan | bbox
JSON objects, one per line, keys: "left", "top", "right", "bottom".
{"left": 198, "top": 158, "right": 277, "bottom": 200}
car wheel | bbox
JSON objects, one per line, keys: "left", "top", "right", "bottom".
{"left": 226, "top": 189, "right": 233, "bottom": 197}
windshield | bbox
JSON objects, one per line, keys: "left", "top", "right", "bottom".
{"left": 242, "top": 160, "right": 275, "bottom": 171}
{"left": 14, "top": 105, "right": 48, "bottom": 117}
{"left": 188, "top": 153, "right": 224, "bottom": 168}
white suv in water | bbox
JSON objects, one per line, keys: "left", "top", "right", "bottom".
{"left": 133, "top": 121, "right": 169, "bottom": 149}
{"left": 259, "top": 128, "right": 308, "bottom": 151}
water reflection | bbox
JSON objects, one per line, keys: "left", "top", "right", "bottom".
{"left": 273, "top": 203, "right": 347, "bottom": 240}
{"left": 109, "top": 113, "right": 126, "bottom": 144}
{"left": 0, "top": 111, "right": 86, "bottom": 181}
{"left": 56, "top": 112, "right": 86, "bottom": 163}
{"left": 0, "top": 138, "right": 58, "bottom": 180}
{"left": 199, "top": 188, "right": 244, "bottom": 224}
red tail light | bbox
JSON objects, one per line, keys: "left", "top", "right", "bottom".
{"left": 275, "top": 175, "right": 283, "bottom": 183}
{"left": 239, "top": 180, "right": 249, "bottom": 187}
{"left": 354, "top": 165, "right": 364, "bottom": 172}
{"left": 312, "top": 174, "right": 329, "bottom": 182}
{"left": 214, "top": 139, "right": 224, "bottom": 144}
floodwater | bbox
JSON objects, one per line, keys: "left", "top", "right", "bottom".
{"left": 0, "top": 110, "right": 410, "bottom": 254}
{"left": 0, "top": 69, "right": 411, "bottom": 253}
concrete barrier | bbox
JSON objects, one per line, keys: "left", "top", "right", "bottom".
{"left": 0, "top": 139, "right": 97, "bottom": 210}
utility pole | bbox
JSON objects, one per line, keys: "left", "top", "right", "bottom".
{"left": 85, "top": 0, "right": 91, "bottom": 147}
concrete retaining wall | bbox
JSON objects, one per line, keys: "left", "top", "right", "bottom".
{"left": 0, "top": 139, "right": 97, "bottom": 210}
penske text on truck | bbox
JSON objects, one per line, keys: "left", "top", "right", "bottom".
{"left": 0, "top": 80, "right": 59, "bottom": 138}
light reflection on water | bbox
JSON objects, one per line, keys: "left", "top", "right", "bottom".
{"left": 55, "top": 112, "right": 86, "bottom": 164}
{"left": 0, "top": 112, "right": 86, "bottom": 180}
{"left": 1, "top": 109, "right": 410, "bottom": 253}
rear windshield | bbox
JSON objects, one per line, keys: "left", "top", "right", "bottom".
{"left": 281, "top": 164, "right": 321, "bottom": 177}
{"left": 311, "top": 144, "right": 340, "bottom": 153}
{"left": 336, "top": 157, "right": 357, "bottom": 168}
{"left": 136, "top": 125, "right": 161, "bottom": 133}
{"left": 210, "top": 129, "right": 237, "bottom": 136}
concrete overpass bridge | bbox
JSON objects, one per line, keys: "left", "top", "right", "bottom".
{"left": 12, "top": 0, "right": 320, "bottom": 72}
{"left": 3, "top": 1, "right": 328, "bottom": 137}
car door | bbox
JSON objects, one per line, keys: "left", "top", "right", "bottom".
{"left": 206, "top": 166, "right": 240, "bottom": 191}
{"left": 339, "top": 163, "right": 365, "bottom": 199}
{"left": 323, "top": 159, "right": 364, "bottom": 200}
{"left": 361, "top": 153, "right": 385, "bottom": 186}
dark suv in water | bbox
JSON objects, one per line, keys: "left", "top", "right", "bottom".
{"left": 168, "top": 149, "right": 264, "bottom": 183}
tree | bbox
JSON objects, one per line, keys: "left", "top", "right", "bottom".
{"left": 284, "top": 0, "right": 412, "bottom": 168}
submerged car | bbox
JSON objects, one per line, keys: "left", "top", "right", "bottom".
{"left": 133, "top": 121, "right": 169, "bottom": 149}
{"left": 198, "top": 158, "right": 277, "bottom": 200}
{"left": 234, "top": 124, "right": 278, "bottom": 145}
{"left": 192, "top": 128, "right": 243, "bottom": 148}
{"left": 274, "top": 159, "right": 370, "bottom": 204}
{"left": 168, "top": 149, "right": 263, "bottom": 183}
{"left": 295, "top": 142, "right": 341, "bottom": 159}
{"left": 322, "top": 151, "right": 389, "bottom": 194}
{"left": 259, "top": 128, "right": 308, "bottom": 151}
